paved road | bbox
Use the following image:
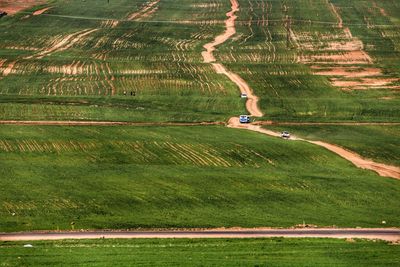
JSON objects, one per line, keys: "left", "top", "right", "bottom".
{"left": 1, "top": 228, "right": 399, "bottom": 241}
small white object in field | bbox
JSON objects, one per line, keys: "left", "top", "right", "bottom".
{"left": 382, "top": 221, "right": 386, "bottom": 224}
{"left": 23, "top": 244, "right": 33, "bottom": 248}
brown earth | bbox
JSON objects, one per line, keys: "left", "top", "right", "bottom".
{"left": 33, "top": 7, "right": 51, "bottom": 16}
{"left": 299, "top": 2, "right": 399, "bottom": 91}
{"left": 311, "top": 66, "right": 382, "bottom": 77}
{"left": 0, "top": 0, "right": 44, "bottom": 15}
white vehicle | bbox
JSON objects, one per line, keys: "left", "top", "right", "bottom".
{"left": 240, "top": 93, "right": 248, "bottom": 98}
{"left": 239, "top": 115, "right": 251, "bottom": 123}
{"left": 281, "top": 131, "right": 290, "bottom": 139}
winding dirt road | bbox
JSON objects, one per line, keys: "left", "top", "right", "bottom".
{"left": 1, "top": 228, "right": 399, "bottom": 242}
{"left": 200, "top": 1, "right": 400, "bottom": 180}
{"left": 202, "top": 0, "right": 263, "bottom": 117}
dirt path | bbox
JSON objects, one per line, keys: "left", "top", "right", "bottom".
{"left": 1, "top": 228, "right": 399, "bottom": 242}
{"left": 307, "top": 140, "right": 400, "bottom": 179}
{"left": 0, "top": 120, "right": 224, "bottom": 126}
{"left": 202, "top": 0, "right": 263, "bottom": 117}
{"left": 228, "top": 118, "right": 400, "bottom": 179}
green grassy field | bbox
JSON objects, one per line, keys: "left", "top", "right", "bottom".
{"left": 0, "top": 0, "right": 245, "bottom": 122}
{"left": 1, "top": 125, "right": 399, "bottom": 232}
{"left": 1, "top": 238, "right": 399, "bottom": 266}
{"left": 267, "top": 125, "right": 400, "bottom": 166}
{"left": 220, "top": 0, "right": 400, "bottom": 122}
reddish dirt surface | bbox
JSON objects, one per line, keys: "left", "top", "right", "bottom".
{"left": 1, "top": 60, "right": 16, "bottom": 76}
{"left": 311, "top": 66, "right": 382, "bottom": 77}
{"left": 33, "top": 7, "right": 51, "bottom": 16}
{"left": 0, "top": 0, "right": 44, "bottom": 15}
{"left": 202, "top": 0, "right": 262, "bottom": 117}
{"left": 299, "top": 3, "right": 398, "bottom": 90}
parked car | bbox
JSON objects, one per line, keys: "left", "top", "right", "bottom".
{"left": 240, "top": 93, "right": 248, "bottom": 98}
{"left": 239, "top": 115, "right": 251, "bottom": 123}
{"left": 281, "top": 131, "right": 290, "bottom": 139}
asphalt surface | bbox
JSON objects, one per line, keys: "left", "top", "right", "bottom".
{"left": 1, "top": 228, "right": 399, "bottom": 241}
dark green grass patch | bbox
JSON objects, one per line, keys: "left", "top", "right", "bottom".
{"left": 1, "top": 238, "right": 399, "bottom": 267}
{"left": 0, "top": 126, "right": 399, "bottom": 232}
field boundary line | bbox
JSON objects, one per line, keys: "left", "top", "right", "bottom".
{"left": 0, "top": 120, "right": 224, "bottom": 126}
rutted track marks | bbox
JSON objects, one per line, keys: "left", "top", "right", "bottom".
{"left": 127, "top": 0, "right": 161, "bottom": 21}
{"left": 26, "top": 29, "right": 99, "bottom": 59}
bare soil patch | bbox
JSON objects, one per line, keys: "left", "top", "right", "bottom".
{"left": 127, "top": 0, "right": 160, "bottom": 21}
{"left": 33, "top": 7, "right": 52, "bottom": 16}
{"left": 0, "top": 0, "right": 44, "bottom": 15}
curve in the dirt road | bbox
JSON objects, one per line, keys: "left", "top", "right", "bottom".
{"left": 1, "top": 228, "right": 399, "bottom": 242}
{"left": 202, "top": 0, "right": 263, "bottom": 117}
{"left": 228, "top": 118, "right": 400, "bottom": 180}
{"left": 203, "top": 2, "right": 400, "bottom": 180}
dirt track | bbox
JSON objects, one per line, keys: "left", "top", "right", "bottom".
{"left": 202, "top": 0, "right": 263, "bottom": 117}
{"left": 228, "top": 118, "right": 400, "bottom": 179}
{"left": 1, "top": 228, "right": 399, "bottom": 242}
{"left": 0, "top": 120, "right": 224, "bottom": 126}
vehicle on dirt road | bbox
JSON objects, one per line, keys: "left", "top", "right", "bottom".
{"left": 281, "top": 131, "right": 290, "bottom": 139}
{"left": 239, "top": 115, "right": 251, "bottom": 123}
{"left": 240, "top": 93, "right": 248, "bottom": 98}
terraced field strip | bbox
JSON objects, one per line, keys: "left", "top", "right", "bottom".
{"left": 296, "top": 0, "right": 400, "bottom": 90}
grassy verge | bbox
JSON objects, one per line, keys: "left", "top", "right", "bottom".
{"left": 1, "top": 238, "right": 399, "bottom": 266}
{"left": 1, "top": 125, "right": 399, "bottom": 232}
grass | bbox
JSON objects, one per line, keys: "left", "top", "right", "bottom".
{"left": 0, "top": 0, "right": 245, "bottom": 122}
{"left": 219, "top": 0, "right": 400, "bottom": 122}
{"left": 0, "top": 125, "right": 399, "bottom": 232}
{"left": 0, "top": 0, "right": 398, "bottom": 122}
{"left": 1, "top": 238, "right": 399, "bottom": 266}
{"left": 266, "top": 125, "right": 400, "bottom": 166}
